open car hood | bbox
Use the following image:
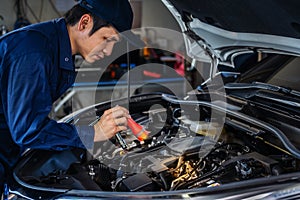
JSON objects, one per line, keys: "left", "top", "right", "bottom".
{"left": 9, "top": 1, "right": 300, "bottom": 199}
{"left": 162, "top": 0, "right": 300, "bottom": 66}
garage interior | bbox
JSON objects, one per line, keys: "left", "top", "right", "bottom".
{"left": 0, "top": 0, "right": 208, "bottom": 119}
{"left": 3, "top": 1, "right": 300, "bottom": 199}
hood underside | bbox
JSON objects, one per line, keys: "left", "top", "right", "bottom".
{"left": 163, "top": 0, "right": 300, "bottom": 64}
{"left": 168, "top": 0, "right": 300, "bottom": 38}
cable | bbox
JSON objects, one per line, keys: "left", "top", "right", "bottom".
{"left": 38, "top": 0, "right": 44, "bottom": 21}
{"left": 14, "top": 0, "right": 31, "bottom": 29}
{"left": 14, "top": 0, "right": 22, "bottom": 17}
{"left": 24, "top": 0, "right": 40, "bottom": 23}
{"left": 49, "top": 0, "right": 62, "bottom": 18}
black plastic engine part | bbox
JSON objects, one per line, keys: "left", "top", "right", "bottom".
{"left": 118, "top": 173, "right": 155, "bottom": 192}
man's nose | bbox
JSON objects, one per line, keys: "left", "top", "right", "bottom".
{"left": 104, "top": 43, "right": 115, "bottom": 56}
{"left": 103, "top": 48, "right": 108, "bottom": 56}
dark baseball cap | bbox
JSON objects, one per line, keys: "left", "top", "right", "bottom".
{"left": 78, "top": 0, "right": 144, "bottom": 48}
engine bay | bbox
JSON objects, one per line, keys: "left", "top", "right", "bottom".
{"left": 14, "top": 94, "right": 300, "bottom": 193}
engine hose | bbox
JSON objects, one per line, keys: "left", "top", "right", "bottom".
{"left": 159, "top": 172, "right": 168, "bottom": 190}
{"left": 162, "top": 94, "right": 300, "bottom": 159}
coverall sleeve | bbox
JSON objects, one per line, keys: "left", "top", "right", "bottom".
{"left": 3, "top": 52, "right": 94, "bottom": 151}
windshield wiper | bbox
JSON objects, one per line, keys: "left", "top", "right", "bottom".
{"left": 225, "top": 82, "right": 300, "bottom": 98}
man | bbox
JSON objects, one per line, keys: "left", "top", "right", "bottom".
{"left": 0, "top": 0, "right": 134, "bottom": 195}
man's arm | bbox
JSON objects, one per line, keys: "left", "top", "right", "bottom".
{"left": 3, "top": 52, "right": 87, "bottom": 151}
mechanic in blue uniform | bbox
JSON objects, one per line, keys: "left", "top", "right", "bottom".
{"left": 0, "top": 0, "right": 134, "bottom": 196}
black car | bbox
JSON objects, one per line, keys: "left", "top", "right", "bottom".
{"left": 9, "top": 0, "right": 300, "bottom": 199}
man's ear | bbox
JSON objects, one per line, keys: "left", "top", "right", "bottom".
{"left": 78, "top": 14, "right": 93, "bottom": 32}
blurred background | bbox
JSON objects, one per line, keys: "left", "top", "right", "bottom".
{"left": 0, "top": 0, "right": 209, "bottom": 118}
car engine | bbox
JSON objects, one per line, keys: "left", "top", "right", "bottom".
{"left": 14, "top": 94, "right": 300, "bottom": 193}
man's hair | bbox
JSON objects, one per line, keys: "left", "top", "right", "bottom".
{"left": 64, "top": 4, "right": 111, "bottom": 36}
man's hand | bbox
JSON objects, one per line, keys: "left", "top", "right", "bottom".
{"left": 93, "top": 106, "right": 130, "bottom": 142}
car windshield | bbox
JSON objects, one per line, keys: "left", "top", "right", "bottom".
{"left": 267, "top": 57, "right": 300, "bottom": 91}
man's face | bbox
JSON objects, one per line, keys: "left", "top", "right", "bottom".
{"left": 81, "top": 26, "right": 120, "bottom": 63}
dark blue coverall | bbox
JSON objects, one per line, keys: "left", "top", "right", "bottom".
{"left": 0, "top": 18, "right": 94, "bottom": 194}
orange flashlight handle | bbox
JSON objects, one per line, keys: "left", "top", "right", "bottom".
{"left": 127, "top": 118, "right": 149, "bottom": 141}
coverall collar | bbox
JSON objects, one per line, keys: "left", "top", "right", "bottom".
{"left": 56, "top": 18, "right": 74, "bottom": 71}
